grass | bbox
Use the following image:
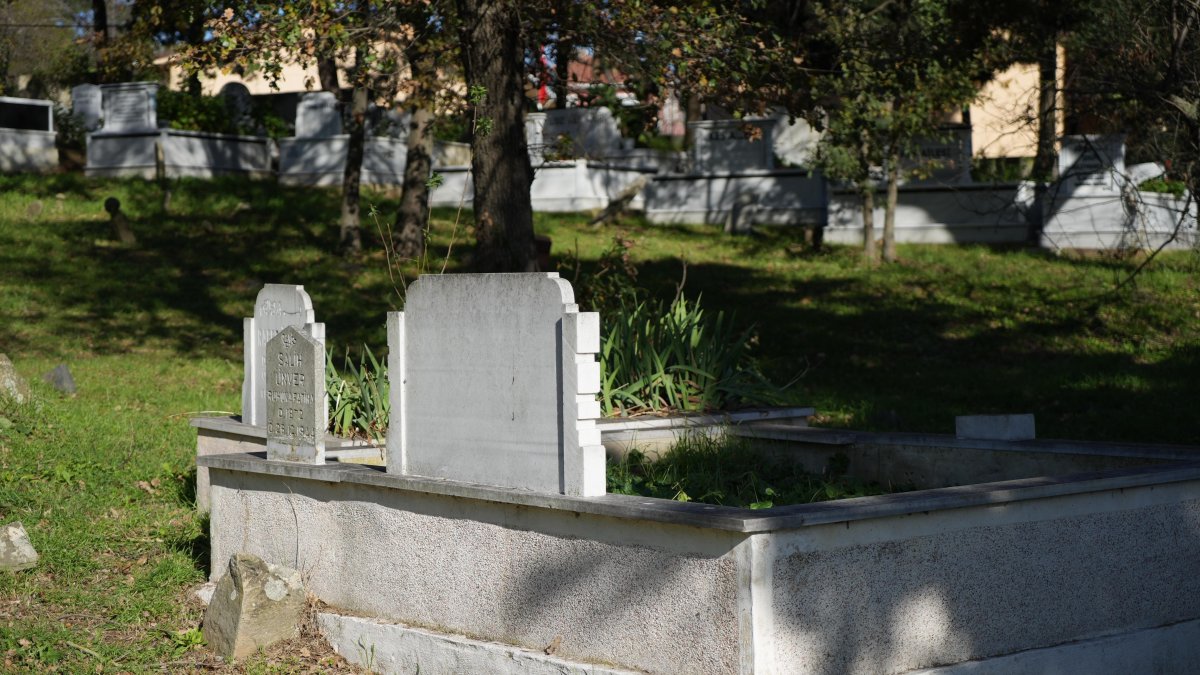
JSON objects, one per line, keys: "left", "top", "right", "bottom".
{"left": 0, "top": 172, "right": 1198, "bottom": 669}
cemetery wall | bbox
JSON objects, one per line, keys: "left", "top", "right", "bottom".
{"left": 86, "top": 130, "right": 271, "bottom": 178}
{"left": 644, "top": 169, "right": 826, "bottom": 226}
{"left": 825, "top": 184, "right": 1028, "bottom": 244}
{"left": 278, "top": 136, "right": 409, "bottom": 186}
{"left": 1041, "top": 191, "right": 1199, "bottom": 251}
{"left": 0, "top": 128, "right": 57, "bottom": 172}
{"left": 429, "top": 161, "right": 653, "bottom": 212}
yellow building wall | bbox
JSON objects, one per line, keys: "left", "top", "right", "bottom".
{"left": 970, "top": 48, "right": 1066, "bottom": 159}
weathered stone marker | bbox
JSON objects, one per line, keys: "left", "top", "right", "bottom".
{"left": 387, "top": 273, "right": 605, "bottom": 496}
{"left": 242, "top": 284, "right": 324, "bottom": 427}
{"left": 202, "top": 553, "right": 306, "bottom": 661}
{"left": 0, "top": 521, "right": 38, "bottom": 571}
{"left": 265, "top": 326, "right": 326, "bottom": 464}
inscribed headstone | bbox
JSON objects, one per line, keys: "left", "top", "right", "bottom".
{"left": 242, "top": 284, "right": 324, "bottom": 427}
{"left": 386, "top": 273, "right": 605, "bottom": 496}
{"left": 71, "top": 84, "right": 103, "bottom": 130}
{"left": 0, "top": 97, "right": 53, "bottom": 132}
{"left": 1058, "top": 135, "right": 1126, "bottom": 196}
{"left": 100, "top": 82, "right": 159, "bottom": 132}
{"left": 689, "top": 119, "right": 774, "bottom": 173}
{"left": 265, "top": 327, "right": 326, "bottom": 463}
{"left": 295, "top": 92, "right": 342, "bottom": 137}
{"left": 911, "top": 126, "right": 973, "bottom": 184}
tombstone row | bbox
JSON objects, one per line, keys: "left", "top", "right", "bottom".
{"left": 244, "top": 275, "right": 605, "bottom": 497}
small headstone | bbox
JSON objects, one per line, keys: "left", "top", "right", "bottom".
{"left": 532, "top": 107, "right": 625, "bottom": 160}
{"left": 242, "top": 284, "right": 324, "bottom": 427}
{"left": 202, "top": 553, "right": 306, "bottom": 661}
{"left": 955, "top": 414, "right": 1035, "bottom": 441}
{"left": 219, "top": 82, "right": 254, "bottom": 131}
{"left": 43, "top": 364, "right": 76, "bottom": 395}
{"left": 0, "top": 521, "right": 38, "bottom": 571}
{"left": 689, "top": 119, "right": 774, "bottom": 173}
{"left": 99, "top": 82, "right": 159, "bottom": 133}
{"left": 71, "top": 84, "right": 103, "bottom": 131}
{"left": 1058, "top": 135, "right": 1126, "bottom": 196}
{"left": 294, "top": 92, "right": 342, "bottom": 138}
{"left": 0, "top": 354, "right": 31, "bottom": 404}
{"left": 265, "top": 326, "right": 326, "bottom": 464}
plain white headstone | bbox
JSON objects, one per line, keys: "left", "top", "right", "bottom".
{"left": 242, "top": 284, "right": 324, "bottom": 427}
{"left": 386, "top": 273, "right": 605, "bottom": 496}
{"left": 72, "top": 84, "right": 103, "bottom": 130}
{"left": 295, "top": 92, "right": 342, "bottom": 138}
{"left": 100, "top": 82, "right": 159, "bottom": 132}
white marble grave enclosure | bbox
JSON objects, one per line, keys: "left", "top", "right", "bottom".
{"left": 386, "top": 273, "right": 605, "bottom": 496}
{"left": 0, "top": 96, "right": 58, "bottom": 172}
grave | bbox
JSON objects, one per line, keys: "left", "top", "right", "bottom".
{"left": 526, "top": 108, "right": 627, "bottom": 163}
{"left": 241, "top": 284, "right": 324, "bottom": 428}
{"left": 264, "top": 327, "right": 326, "bottom": 464}
{"left": 194, "top": 272, "right": 1200, "bottom": 674}
{"left": 909, "top": 124, "right": 973, "bottom": 185}
{"left": 0, "top": 96, "right": 58, "bottom": 172}
{"left": 688, "top": 118, "right": 775, "bottom": 173}
{"left": 278, "top": 91, "right": 411, "bottom": 186}
{"left": 85, "top": 82, "right": 271, "bottom": 179}
{"left": 71, "top": 84, "right": 103, "bottom": 131}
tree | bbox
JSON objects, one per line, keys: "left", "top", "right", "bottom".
{"left": 808, "top": 0, "right": 990, "bottom": 263}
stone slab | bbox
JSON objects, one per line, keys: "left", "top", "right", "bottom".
{"left": 72, "top": 85, "right": 103, "bottom": 130}
{"left": 689, "top": 119, "right": 775, "bottom": 173}
{"left": 0, "top": 521, "right": 38, "bottom": 571}
{"left": 317, "top": 612, "right": 640, "bottom": 675}
{"left": 1058, "top": 134, "right": 1126, "bottom": 197}
{"left": 295, "top": 92, "right": 341, "bottom": 137}
{"left": 956, "top": 414, "right": 1036, "bottom": 441}
{"left": 264, "top": 326, "right": 326, "bottom": 464}
{"left": 387, "top": 274, "right": 604, "bottom": 496}
{"left": 100, "top": 82, "right": 158, "bottom": 132}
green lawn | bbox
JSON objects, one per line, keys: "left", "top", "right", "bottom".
{"left": 0, "top": 173, "right": 1197, "bottom": 670}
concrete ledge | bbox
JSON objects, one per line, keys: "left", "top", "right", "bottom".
{"left": 910, "top": 617, "right": 1200, "bottom": 674}
{"left": 197, "top": 451, "right": 1200, "bottom": 533}
{"left": 317, "top": 612, "right": 638, "bottom": 675}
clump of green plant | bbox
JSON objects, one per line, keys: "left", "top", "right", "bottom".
{"left": 0, "top": 394, "right": 41, "bottom": 441}
{"left": 607, "top": 433, "right": 892, "bottom": 509}
{"left": 156, "top": 90, "right": 288, "bottom": 138}
{"left": 326, "top": 346, "right": 389, "bottom": 443}
{"left": 1138, "top": 176, "right": 1187, "bottom": 198}
{"left": 600, "top": 294, "right": 780, "bottom": 416}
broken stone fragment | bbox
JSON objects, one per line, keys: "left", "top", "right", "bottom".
{"left": 202, "top": 553, "right": 306, "bottom": 661}
{"left": 43, "top": 364, "right": 77, "bottom": 395}
{"left": 0, "top": 354, "right": 31, "bottom": 404}
{"left": 0, "top": 522, "right": 38, "bottom": 571}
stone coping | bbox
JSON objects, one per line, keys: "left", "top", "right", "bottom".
{"left": 89, "top": 128, "right": 270, "bottom": 141}
{"left": 735, "top": 423, "right": 1200, "bottom": 461}
{"left": 0, "top": 128, "right": 54, "bottom": 136}
{"left": 190, "top": 416, "right": 372, "bottom": 450}
{"left": 596, "top": 407, "right": 814, "bottom": 433}
{"left": 197, "top": 450, "right": 1200, "bottom": 534}
{"left": 653, "top": 167, "right": 817, "bottom": 180}
{"left": 829, "top": 182, "right": 1022, "bottom": 194}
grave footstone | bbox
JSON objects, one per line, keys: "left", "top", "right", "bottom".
{"left": 100, "top": 82, "right": 159, "bottom": 133}
{"left": 386, "top": 273, "right": 605, "bottom": 496}
{"left": 71, "top": 84, "right": 103, "bottom": 131}
{"left": 0, "top": 354, "right": 31, "bottom": 404}
{"left": 43, "top": 364, "right": 76, "bottom": 395}
{"left": 202, "top": 553, "right": 306, "bottom": 660}
{"left": 0, "top": 522, "right": 37, "bottom": 571}
{"left": 295, "top": 92, "right": 342, "bottom": 138}
{"left": 242, "top": 284, "right": 324, "bottom": 427}
{"left": 264, "top": 326, "right": 326, "bottom": 464}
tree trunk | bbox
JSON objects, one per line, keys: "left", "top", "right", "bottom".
{"left": 395, "top": 106, "right": 434, "bottom": 260}
{"left": 1028, "top": 38, "right": 1058, "bottom": 246}
{"left": 339, "top": 83, "right": 367, "bottom": 254}
{"left": 883, "top": 146, "right": 899, "bottom": 263}
{"left": 553, "top": 2, "right": 574, "bottom": 110}
{"left": 683, "top": 92, "right": 702, "bottom": 149}
{"left": 456, "top": 0, "right": 535, "bottom": 272}
{"left": 318, "top": 58, "right": 341, "bottom": 95}
{"left": 92, "top": 0, "right": 108, "bottom": 44}
{"left": 862, "top": 181, "right": 877, "bottom": 264}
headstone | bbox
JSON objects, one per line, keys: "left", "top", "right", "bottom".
{"left": 242, "top": 284, "right": 324, "bottom": 427}
{"left": 387, "top": 273, "right": 605, "bottom": 496}
{"left": 100, "top": 82, "right": 159, "bottom": 133}
{"left": 912, "top": 126, "right": 973, "bottom": 184}
{"left": 0, "top": 522, "right": 37, "bottom": 571}
{"left": 219, "top": 82, "right": 254, "bottom": 131}
{"left": 0, "top": 354, "right": 31, "bottom": 404}
{"left": 295, "top": 92, "right": 342, "bottom": 137}
{"left": 202, "top": 553, "right": 305, "bottom": 660}
{"left": 1058, "top": 135, "right": 1126, "bottom": 196}
{"left": 955, "top": 414, "right": 1036, "bottom": 441}
{"left": 264, "top": 326, "right": 326, "bottom": 464}
{"left": 43, "top": 364, "right": 76, "bottom": 395}
{"left": 71, "top": 84, "right": 103, "bottom": 131}
{"left": 689, "top": 119, "right": 775, "bottom": 173}
{"left": 1128, "top": 162, "right": 1166, "bottom": 186}
{"left": 529, "top": 108, "right": 625, "bottom": 160}
{"left": 0, "top": 96, "right": 53, "bottom": 132}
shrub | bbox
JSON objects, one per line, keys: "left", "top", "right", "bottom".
{"left": 326, "top": 346, "right": 389, "bottom": 443}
